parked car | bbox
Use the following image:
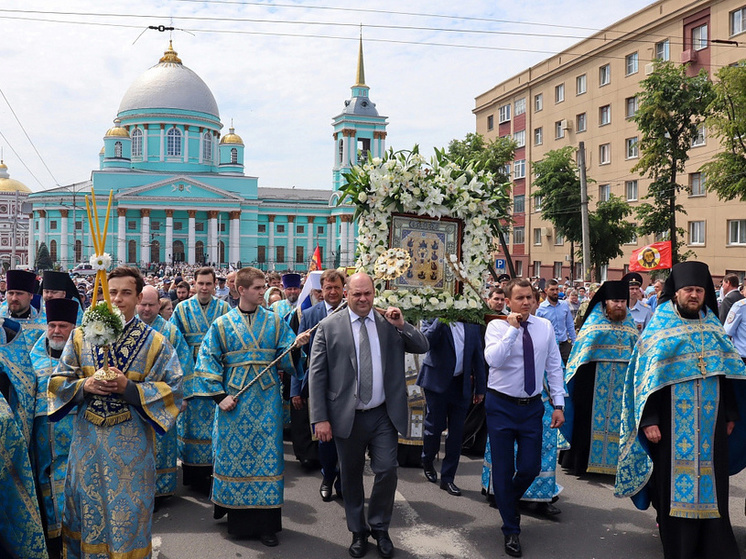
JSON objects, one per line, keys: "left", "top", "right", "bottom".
{"left": 70, "top": 263, "right": 97, "bottom": 277}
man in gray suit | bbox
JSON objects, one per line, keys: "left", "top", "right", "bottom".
{"left": 309, "top": 273, "right": 429, "bottom": 558}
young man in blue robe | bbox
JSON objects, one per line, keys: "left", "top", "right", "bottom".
{"left": 138, "top": 285, "right": 193, "bottom": 500}
{"left": 170, "top": 267, "right": 230, "bottom": 493}
{"left": 194, "top": 266, "right": 307, "bottom": 547}
{"left": 49, "top": 266, "right": 183, "bottom": 559}
{"left": 30, "top": 298, "right": 79, "bottom": 556}
{"left": 616, "top": 261, "right": 746, "bottom": 559}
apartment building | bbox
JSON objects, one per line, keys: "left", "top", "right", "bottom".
{"left": 474, "top": 0, "right": 746, "bottom": 282}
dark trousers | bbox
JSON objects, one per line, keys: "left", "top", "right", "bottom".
{"left": 319, "top": 439, "right": 339, "bottom": 481}
{"left": 485, "top": 391, "right": 543, "bottom": 536}
{"left": 290, "top": 400, "right": 318, "bottom": 463}
{"left": 334, "top": 405, "right": 398, "bottom": 533}
{"left": 559, "top": 340, "right": 573, "bottom": 364}
{"left": 422, "top": 374, "right": 469, "bottom": 482}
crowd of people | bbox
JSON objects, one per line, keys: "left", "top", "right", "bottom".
{"left": 1, "top": 260, "right": 746, "bottom": 559}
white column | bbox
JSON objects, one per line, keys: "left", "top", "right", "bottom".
{"left": 117, "top": 210, "right": 126, "bottom": 264}
{"left": 28, "top": 225, "right": 34, "bottom": 267}
{"left": 60, "top": 211, "right": 69, "bottom": 267}
{"left": 347, "top": 219, "right": 356, "bottom": 263}
{"left": 140, "top": 210, "right": 150, "bottom": 265}
{"left": 143, "top": 126, "right": 149, "bottom": 162}
{"left": 188, "top": 211, "right": 196, "bottom": 264}
{"left": 326, "top": 218, "right": 334, "bottom": 265}
{"left": 287, "top": 217, "right": 295, "bottom": 267}
{"left": 160, "top": 127, "right": 165, "bottom": 161}
{"left": 307, "top": 218, "right": 314, "bottom": 255}
{"left": 208, "top": 211, "right": 218, "bottom": 265}
{"left": 339, "top": 218, "right": 348, "bottom": 266}
{"left": 229, "top": 212, "right": 240, "bottom": 265}
{"left": 183, "top": 128, "right": 189, "bottom": 163}
{"left": 198, "top": 130, "right": 204, "bottom": 164}
{"left": 165, "top": 211, "right": 173, "bottom": 264}
{"left": 268, "top": 217, "right": 275, "bottom": 264}
{"left": 342, "top": 135, "right": 349, "bottom": 168}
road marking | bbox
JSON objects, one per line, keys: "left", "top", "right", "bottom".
{"left": 394, "top": 490, "right": 481, "bottom": 558}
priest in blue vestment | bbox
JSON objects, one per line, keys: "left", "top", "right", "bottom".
{"left": 561, "top": 280, "right": 639, "bottom": 476}
{"left": 616, "top": 261, "right": 746, "bottom": 559}
{"left": 49, "top": 267, "right": 182, "bottom": 559}
{"left": 194, "top": 266, "right": 307, "bottom": 547}
{"left": 1, "top": 269, "right": 46, "bottom": 348}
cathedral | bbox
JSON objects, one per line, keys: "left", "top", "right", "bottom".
{"left": 28, "top": 39, "right": 387, "bottom": 272}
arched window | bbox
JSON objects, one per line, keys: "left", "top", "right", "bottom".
{"left": 131, "top": 129, "right": 143, "bottom": 157}
{"left": 230, "top": 148, "right": 238, "bottom": 164}
{"left": 50, "top": 240, "right": 58, "bottom": 262}
{"left": 167, "top": 128, "right": 182, "bottom": 157}
{"left": 114, "top": 141, "right": 123, "bottom": 158}
{"left": 202, "top": 132, "right": 212, "bottom": 162}
{"left": 173, "top": 240, "right": 185, "bottom": 263}
{"left": 74, "top": 240, "right": 82, "bottom": 263}
{"left": 195, "top": 241, "right": 204, "bottom": 264}
{"left": 128, "top": 240, "right": 137, "bottom": 263}
{"left": 150, "top": 239, "right": 160, "bottom": 263}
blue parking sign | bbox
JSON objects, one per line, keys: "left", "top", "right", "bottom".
{"left": 495, "top": 259, "right": 506, "bottom": 269}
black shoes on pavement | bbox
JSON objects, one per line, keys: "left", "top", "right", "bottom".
{"left": 422, "top": 461, "right": 438, "bottom": 484}
{"left": 440, "top": 480, "right": 462, "bottom": 496}
{"left": 260, "top": 532, "right": 279, "bottom": 547}
{"left": 349, "top": 531, "right": 369, "bottom": 557}
{"left": 504, "top": 534, "right": 522, "bottom": 557}
{"left": 371, "top": 530, "right": 394, "bottom": 558}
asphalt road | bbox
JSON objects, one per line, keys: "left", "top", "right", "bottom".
{"left": 152, "top": 442, "right": 746, "bottom": 559}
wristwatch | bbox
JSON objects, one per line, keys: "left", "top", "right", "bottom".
{"left": 553, "top": 405, "right": 565, "bottom": 412}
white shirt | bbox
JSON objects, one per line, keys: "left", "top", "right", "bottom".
{"left": 349, "top": 309, "right": 384, "bottom": 410}
{"left": 483, "top": 314, "right": 565, "bottom": 406}
{"left": 450, "top": 321, "right": 465, "bottom": 376}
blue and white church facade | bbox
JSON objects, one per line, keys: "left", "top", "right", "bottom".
{"left": 28, "top": 39, "right": 387, "bottom": 272}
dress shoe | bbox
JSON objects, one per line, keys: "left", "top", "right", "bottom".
{"left": 370, "top": 530, "right": 394, "bottom": 558}
{"left": 504, "top": 534, "right": 522, "bottom": 557}
{"left": 535, "top": 502, "right": 561, "bottom": 516}
{"left": 349, "top": 531, "right": 369, "bottom": 558}
{"left": 422, "top": 462, "right": 438, "bottom": 484}
{"left": 260, "top": 532, "right": 279, "bottom": 547}
{"left": 440, "top": 480, "right": 462, "bottom": 496}
{"left": 213, "top": 505, "right": 227, "bottom": 520}
{"left": 320, "top": 478, "right": 335, "bottom": 502}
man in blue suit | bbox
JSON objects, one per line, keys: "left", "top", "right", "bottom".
{"left": 291, "top": 269, "right": 347, "bottom": 501}
{"left": 417, "top": 319, "right": 486, "bottom": 496}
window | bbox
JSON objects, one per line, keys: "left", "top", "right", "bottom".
{"left": 555, "top": 83, "right": 565, "bottom": 103}
{"left": 554, "top": 262, "right": 563, "bottom": 278}
{"left": 534, "top": 127, "right": 543, "bottom": 146}
{"left": 576, "top": 74, "right": 587, "bottom": 95}
{"left": 626, "top": 180, "right": 638, "bottom": 201}
{"left": 599, "top": 183, "right": 610, "bottom": 201}
{"left": 276, "top": 224, "right": 285, "bottom": 233}
{"left": 576, "top": 113, "right": 587, "bottom": 133}
{"left": 276, "top": 245, "right": 285, "bottom": 264}
{"left": 296, "top": 246, "right": 304, "bottom": 263}
{"left": 555, "top": 233, "right": 565, "bottom": 246}
{"left": 533, "top": 228, "right": 542, "bottom": 246}
{"left": 317, "top": 225, "right": 325, "bottom": 235}
{"left": 49, "top": 220, "right": 57, "bottom": 230}
{"left": 625, "top": 53, "right": 639, "bottom": 75}
{"left": 690, "top": 172, "right": 706, "bottom": 196}
{"left": 731, "top": 8, "right": 746, "bottom": 36}
{"left": 692, "top": 125, "right": 706, "bottom": 147}
{"left": 174, "top": 222, "right": 183, "bottom": 231}
{"left": 655, "top": 39, "right": 670, "bottom": 61}
{"left": 626, "top": 137, "right": 639, "bottom": 159}
{"left": 219, "top": 222, "right": 226, "bottom": 233}
{"left": 513, "top": 195, "right": 525, "bottom": 213}
{"left": 75, "top": 221, "right": 82, "bottom": 231}
{"left": 230, "top": 148, "right": 238, "bottom": 164}
{"left": 257, "top": 246, "right": 266, "bottom": 263}
{"left": 599, "top": 144, "right": 611, "bottom": 165}
{"left": 625, "top": 96, "right": 638, "bottom": 119}
{"left": 599, "top": 105, "right": 611, "bottom": 126}
{"left": 654, "top": 231, "right": 669, "bottom": 242}
{"left": 513, "top": 159, "right": 526, "bottom": 179}
{"left": 514, "top": 130, "right": 526, "bottom": 148}
{"left": 151, "top": 221, "right": 161, "bottom": 231}
{"left": 131, "top": 129, "right": 143, "bottom": 157}
{"left": 555, "top": 121, "right": 565, "bottom": 139}
{"left": 693, "top": 24, "right": 708, "bottom": 51}
{"left": 533, "top": 261, "right": 541, "bottom": 277}
{"left": 534, "top": 194, "right": 543, "bottom": 211}
{"left": 195, "top": 222, "right": 204, "bottom": 232}
{"left": 487, "top": 115, "right": 494, "bottom": 131}
{"left": 513, "top": 227, "right": 525, "bottom": 244}
{"left": 729, "top": 220, "right": 746, "bottom": 245}
{"left": 166, "top": 128, "right": 182, "bottom": 157}
{"left": 599, "top": 64, "right": 611, "bottom": 86}
{"left": 202, "top": 132, "right": 212, "bottom": 162}
{"left": 515, "top": 261, "right": 523, "bottom": 277}
{"left": 515, "top": 98, "right": 526, "bottom": 116}
{"left": 499, "top": 104, "right": 511, "bottom": 123}
{"left": 297, "top": 225, "right": 305, "bottom": 234}
{"left": 114, "top": 141, "right": 122, "bottom": 158}
{"left": 127, "top": 220, "right": 137, "bottom": 231}
{"left": 258, "top": 224, "right": 266, "bottom": 233}
{"left": 534, "top": 93, "right": 543, "bottom": 112}
{"left": 689, "top": 221, "right": 705, "bottom": 245}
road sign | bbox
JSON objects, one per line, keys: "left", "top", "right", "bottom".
{"left": 495, "top": 258, "right": 506, "bottom": 269}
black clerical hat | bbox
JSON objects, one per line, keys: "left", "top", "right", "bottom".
{"left": 580, "top": 280, "right": 630, "bottom": 327}
{"left": 6, "top": 270, "right": 38, "bottom": 294}
{"left": 45, "top": 298, "right": 79, "bottom": 324}
{"left": 658, "top": 261, "right": 718, "bottom": 315}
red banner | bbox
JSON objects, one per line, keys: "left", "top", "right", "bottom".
{"left": 629, "top": 241, "right": 672, "bottom": 272}
{"left": 310, "top": 246, "right": 323, "bottom": 271}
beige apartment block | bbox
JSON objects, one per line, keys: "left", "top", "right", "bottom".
{"left": 474, "top": 0, "right": 746, "bottom": 284}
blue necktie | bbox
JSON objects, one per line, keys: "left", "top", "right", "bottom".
{"left": 521, "top": 320, "right": 536, "bottom": 395}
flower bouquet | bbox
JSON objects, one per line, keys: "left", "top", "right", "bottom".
{"left": 82, "top": 301, "right": 125, "bottom": 380}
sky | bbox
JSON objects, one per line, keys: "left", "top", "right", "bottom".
{"left": 0, "top": 0, "right": 654, "bottom": 192}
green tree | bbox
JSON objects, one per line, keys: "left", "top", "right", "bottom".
{"left": 447, "top": 132, "right": 516, "bottom": 185}
{"left": 702, "top": 62, "right": 746, "bottom": 201}
{"left": 632, "top": 61, "right": 714, "bottom": 263}
{"left": 532, "top": 146, "right": 583, "bottom": 243}
{"left": 35, "top": 242, "right": 54, "bottom": 270}
{"left": 588, "top": 196, "right": 637, "bottom": 280}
